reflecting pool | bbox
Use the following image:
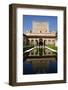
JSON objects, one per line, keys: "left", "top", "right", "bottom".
{"left": 23, "top": 47, "right": 57, "bottom": 75}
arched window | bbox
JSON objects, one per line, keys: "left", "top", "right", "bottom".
{"left": 35, "top": 40, "right": 38, "bottom": 46}
{"left": 52, "top": 40, "right": 55, "bottom": 45}
{"left": 39, "top": 38, "right": 43, "bottom": 46}
{"left": 40, "top": 31, "right": 42, "bottom": 33}
{"left": 27, "top": 39, "right": 30, "bottom": 45}
{"left": 52, "top": 40, "right": 55, "bottom": 42}
{"left": 48, "top": 40, "right": 51, "bottom": 42}
{"left": 48, "top": 40, "right": 51, "bottom": 44}
{"left": 31, "top": 40, "right": 34, "bottom": 46}
{"left": 44, "top": 40, "right": 46, "bottom": 45}
{"left": 45, "top": 29, "right": 47, "bottom": 32}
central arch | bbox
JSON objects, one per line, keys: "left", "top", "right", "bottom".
{"left": 39, "top": 38, "right": 43, "bottom": 46}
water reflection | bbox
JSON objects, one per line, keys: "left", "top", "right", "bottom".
{"left": 29, "top": 47, "right": 56, "bottom": 56}
{"left": 23, "top": 47, "right": 57, "bottom": 75}
{"left": 23, "top": 57, "right": 57, "bottom": 74}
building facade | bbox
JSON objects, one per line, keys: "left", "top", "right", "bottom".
{"left": 24, "top": 21, "right": 57, "bottom": 46}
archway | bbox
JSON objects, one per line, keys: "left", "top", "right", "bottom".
{"left": 35, "top": 40, "right": 38, "bottom": 46}
{"left": 31, "top": 40, "right": 34, "bottom": 46}
{"left": 39, "top": 38, "right": 43, "bottom": 46}
{"left": 44, "top": 40, "right": 46, "bottom": 46}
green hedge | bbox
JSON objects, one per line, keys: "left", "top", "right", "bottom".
{"left": 47, "top": 44, "right": 57, "bottom": 50}
{"left": 23, "top": 45, "right": 34, "bottom": 52}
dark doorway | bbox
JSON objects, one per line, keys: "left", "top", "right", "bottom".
{"left": 39, "top": 38, "right": 43, "bottom": 46}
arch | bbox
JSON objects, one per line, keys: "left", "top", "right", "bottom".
{"left": 31, "top": 39, "right": 34, "bottom": 46}
{"left": 35, "top": 40, "right": 38, "bottom": 46}
{"left": 44, "top": 40, "right": 46, "bottom": 46}
{"left": 39, "top": 38, "right": 43, "bottom": 46}
{"left": 27, "top": 39, "right": 30, "bottom": 45}
{"left": 52, "top": 40, "right": 55, "bottom": 45}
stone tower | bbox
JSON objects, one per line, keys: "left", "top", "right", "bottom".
{"left": 32, "top": 21, "right": 49, "bottom": 33}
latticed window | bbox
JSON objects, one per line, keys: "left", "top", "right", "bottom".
{"left": 40, "top": 31, "right": 42, "bottom": 33}
{"left": 52, "top": 40, "right": 55, "bottom": 42}
{"left": 48, "top": 40, "right": 51, "bottom": 42}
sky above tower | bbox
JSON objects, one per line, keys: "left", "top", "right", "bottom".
{"left": 23, "top": 15, "right": 57, "bottom": 33}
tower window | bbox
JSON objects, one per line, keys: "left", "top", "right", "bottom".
{"left": 45, "top": 30, "right": 47, "bottom": 32}
{"left": 40, "top": 31, "right": 42, "bottom": 33}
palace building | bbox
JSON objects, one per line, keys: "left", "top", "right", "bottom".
{"left": 23, "top": 21, "right": 57, "bottom": 46}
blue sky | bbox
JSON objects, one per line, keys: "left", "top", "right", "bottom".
{"left": 23, "top": 15, "right": 57, "bottom": 33}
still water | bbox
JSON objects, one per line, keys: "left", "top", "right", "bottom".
{"left": 23, "top": 47, "right": 57, "bottom": 75}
